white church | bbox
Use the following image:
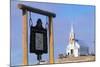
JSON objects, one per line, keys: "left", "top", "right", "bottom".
{"left": 66, "top": 24, "right": 80, "bottom": 57}
{"left": 66, "top": 24, "right": 89, "bottom": 57}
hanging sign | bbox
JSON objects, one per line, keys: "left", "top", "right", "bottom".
{"left": 30, "top": 19, "right": 48, "bottom": 55}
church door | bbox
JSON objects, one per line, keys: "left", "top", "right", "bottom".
{"left": 71, "top": 49, "right": 73, "bottom": 54}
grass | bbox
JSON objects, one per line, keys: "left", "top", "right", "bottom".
{"left": 56, "top": 55, "right": 95, "bottom": 63}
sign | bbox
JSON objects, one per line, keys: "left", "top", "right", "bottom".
{"left": 35, "top": 33, "right": 43, "bottom": 50}
{"left": 30, "top": 19, "right": 48, "bottom": 55}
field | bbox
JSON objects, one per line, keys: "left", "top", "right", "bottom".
{"left": 55, "top": 55, "right": 95, "bottom": 63}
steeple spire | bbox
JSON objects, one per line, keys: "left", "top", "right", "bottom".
{"left": 71, "top": 23, "right": 74, "bottom": 33}
{"left": 69, "top": 23, "right": 75, "bottom": 44}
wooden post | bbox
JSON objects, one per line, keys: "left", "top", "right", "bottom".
{"left": 49, "top": 16, "right": 54, "bottom": 64}
{"left": 22, "top": 9, "right": 28, "bottom": 65}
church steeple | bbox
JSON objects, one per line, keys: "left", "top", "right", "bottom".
{"left": 71, "top": 24, "right": 74, "bottom": 33}
{"left": 69, "top": 24, "right": 75, "bottom": 44}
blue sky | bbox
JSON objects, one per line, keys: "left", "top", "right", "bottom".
{"left": 11, "top": 1, "right": 95, "bottom": 66}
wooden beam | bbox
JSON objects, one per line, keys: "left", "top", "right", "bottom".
{"left": 18, "top": 4, "right": 56, "bottom": 17}
{"left": 49, "top": 16, "right": 54, "bottom": 64}
{"left": 22, "top": 9, "right": 28, "bottom": 65}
